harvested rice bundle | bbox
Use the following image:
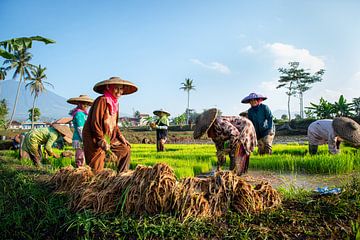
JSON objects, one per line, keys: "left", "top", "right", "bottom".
{"left": 231, "top": 179, "right": 260, "bottom": 213}
{"left": 125, "top": 163, "right": 177, "bottom": 215}
{"left": 94, "top": 170, "right": 133, "bottom": 213}
{"left": 253, "top": 182, "right": 281, "bottom": 210}
{"left": 144, "top": 163, "right": 177, "bottom": 214}
{"left": 173, "top": 177, "right": 211, "bottom": 220}
{"left": 61, "top": 166, "right": 94, "bottom": 193}
{"left": 49, "top": 166, "right": 74, "bottom": 191}
{"left": 70, "top": 168, "right": 117, "bottom": 211}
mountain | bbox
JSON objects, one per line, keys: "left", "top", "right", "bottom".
{"left": 0, "top": 80, "right": 73, "bottom": 121}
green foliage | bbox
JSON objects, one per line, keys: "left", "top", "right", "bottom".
{"left": 0, "top": 149, "right": 360, "bottom": 239}
{"left": 0, "top": 99, "right": 8, "bottom": 127}
{"left": 28, "top": 107, "right": 41, "bottom": 121}
{"left": 277, "top": 61, "right": 325, "bottom": 119}
{"left": 306, "top": 95, "right": 358, "bottom": 119}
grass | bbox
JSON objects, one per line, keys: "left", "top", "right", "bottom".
{"left": 17, "top": 143, "right": 360, "bottom": 178}
{"left": 0, "top": 149, "right": 359, "bottom": 239}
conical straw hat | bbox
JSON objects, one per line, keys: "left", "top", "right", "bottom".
{"left": 332, "top": 117, "right": 360, "bottom": 146}
{"left": 193, "top": 108, "right": 218, "bottom": 139}
{"left": 93, "top": 76, "right": 138, "bottom": 95}
{"left": 67, "top": 95, "right": 94, "bottom": 105}
{"left": 241, "top": 93, "right": 267, "bottom": 104}
{"left": 51, "top": 124, "right": 73, "bottom": 144}
{"left": 153, "top": 109, "right": 170, "bottom": 116}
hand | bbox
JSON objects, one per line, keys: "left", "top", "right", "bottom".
{"left": 98, "top": 139, "right": 110, "bottom": 151}
{"left": 52, "top": 153, "right": 60, "bottom": 159}
{"left": 150, "top": 122, "right": 157, "bottom": 129}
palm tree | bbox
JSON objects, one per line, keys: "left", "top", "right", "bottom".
{"left": 0, "top": 36, "right": 55, "bottom": 128}
{"left": 180, "top": 78, "right": 195, "bottom": 124}
{"left": 26, "top": 65, "right": 53, "bottom": 129}
{"left": 3, "top": 49, "right": 34, "bottom": 127}
{"left": 0, "top": 67, "right": 6, "bottom": 98}
{"left": 0, "top": 67, "right": 6, "bottom": 80}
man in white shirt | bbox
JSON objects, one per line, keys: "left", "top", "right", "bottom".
{"left": 307, "top": 117, "right": 360, "bottom": 154}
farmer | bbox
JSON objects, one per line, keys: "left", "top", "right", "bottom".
{"left": 21, "top": 124, "right": 73, "bottom": 166}
{"left": 193, "top": 108, "right": 257, "bottom": 175}
{"left": 83, "top": 76, "right": 138, "bottom": 173}
{"left": 67, "top": 95, "right": 94, "bottom": 167}
{"left": 242, "top": 93, "right": 275, "bottom": 155}
{"left": 307, "top": 117, "right": 360, "bottom": 155}
{"left": 150, "top": 109, "right": 170, "bottom": 151}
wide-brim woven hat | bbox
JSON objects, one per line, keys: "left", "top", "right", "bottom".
{"left": 241, "top": 93, "right": 267, "bottom": 104}
{"left": 153, "top": 109, "right": 170, "bottom": 116}
{"left": 93, "top": 76, "right": 138, "bottom": 95}
{"left": 51, "top": 124, "right": 73, "bottom": 144}
{"left": 193, "top": 108, "right": 218, "bottom": 139}
{"left": 332, "top": 117, "right": 360, "bottom": 146}
{"left": 67, "top": 95, "right": 94, "bottom": 105}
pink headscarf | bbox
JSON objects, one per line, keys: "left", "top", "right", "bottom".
{"left": 103, "top": 85, "right": 119, "bottom": 115}
{"left": 69, "top": 106, "right": 88, "bottom": 118}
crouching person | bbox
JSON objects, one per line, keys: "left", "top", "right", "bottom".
{"left": 193, "top": 108, "right": 257, "bottom": 175}
{"left": 307, "top": 117, "right": 360, "bottom": 154}
{"left": 21, "top": 124, "right": 73, "bottom": 167}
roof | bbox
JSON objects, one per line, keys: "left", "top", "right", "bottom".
{"left": 53, "top": 117, "right": 73, "bottom": 124}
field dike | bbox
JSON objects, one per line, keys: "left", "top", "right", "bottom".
{"left": 49, "top": 163, "right": 281, "bottom": 220}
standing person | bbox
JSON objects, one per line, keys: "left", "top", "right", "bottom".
{"left": 67, "top": 95, "right": 94, "bottom": 167}
{"left": 83, "top": 76, "right": 138, "bottom": 173}
{"left": 307, "top": 117, "right": 360, "bottom": 154}
{"left": 21, "top": 124, "right": 73, "bottom": 166}
{"left": 242, "top": 93, "right": 275, "bottom": 155}
{"left": 150, "top": 109, "right": 170, "bottom": 151}
{"left": 193, "top": 108, "right": 257, "bottom": 175}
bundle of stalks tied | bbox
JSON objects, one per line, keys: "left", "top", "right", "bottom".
{"left": 49, "top": 163, "right": 281, "bottom": 220}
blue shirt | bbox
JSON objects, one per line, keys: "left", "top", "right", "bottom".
{"left": 247, "top": 103, "right": 274, "bottom": 139}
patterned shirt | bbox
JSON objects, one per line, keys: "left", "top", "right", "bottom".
{"left": 211, "top": 116, "right": 257, "bottom": 157}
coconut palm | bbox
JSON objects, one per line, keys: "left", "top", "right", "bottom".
{"left": 26, "top": 65, "right": 53, "bottom": 129}
{"left": 0, "top": 36, "right": 55, "bottom": 128}
{"left": 3, "top": 49, "right": 34, "bottom": 127}
{"left": 180, "top": 78, "right": 195, "bottom": 124}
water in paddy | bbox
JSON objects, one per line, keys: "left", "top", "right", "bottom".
{"left": 243, "top": 170, "right": 358, "bottom": 190}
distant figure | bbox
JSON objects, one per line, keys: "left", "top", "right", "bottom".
{"left": 307, "top": 117, "right": 360, "bottom": 154}
{"left": 21, "top": 124, "right": 73, "bottom": 166}
{"left": 67, "top": 95, "right": 94, "bottom": 167}
{"left": 150, "top": 109, "right": 170, "bottom": 151}
{"left": 83, "top": 77, "right": 138, "bottom": 173}
{"left": 242, "top": 93, "right": 275, "bottom": 155}
{"left": 193, "top": 108, "right": 257, "bottom": 175}
{"left": 12, "top": 134, "right": 21, "bottom": 150}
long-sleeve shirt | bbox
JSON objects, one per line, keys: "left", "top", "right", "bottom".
{"left": 22, "top": 127, "right": 60, "bottom": 156}
{"left": 307, "top": 119, "right": 338, "bottom": 154}
{"left": 247, "top": 103, "right": 274, "bottom": 139}
{"left": 211, "top": 116, "right": 257, "bottom": 158}
{"left": 72, "top": 111, "right": 87, "bottom": 141}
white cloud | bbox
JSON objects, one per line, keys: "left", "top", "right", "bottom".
{"left": 352, "top": 71, "right": 360, "bottom": 81}
{"left": 264, "top": 42, "right": 325, "bottom": 72}
{"left": 190, "top": 58, "right": 231, "bottom": 74}
{"left": 241, "top": 45, "right": 255, "bottom": 53}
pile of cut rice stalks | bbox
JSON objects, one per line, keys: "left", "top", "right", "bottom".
{"left": 49, "top": 163, "right": 281, "bottom": 219}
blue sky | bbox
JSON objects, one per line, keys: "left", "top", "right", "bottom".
{"left": 1, "top": 0, "right": 360, "bottom": 118}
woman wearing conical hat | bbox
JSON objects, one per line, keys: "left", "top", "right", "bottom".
{"left": 307, "top": 117, "right": 360, "bottom": 154}
{"left": 241, "top": 93, "right": 275, "bottom": 155}
{"left": 21, "top": 124, "right": 73, "bottom": 167}
{"left": 194, "top": 108, "right": 257, "bottom": 175}
{"left": 67, "top": 95, "right": 93, "bottom": 167}
{"left": 82, "top": 77, "right": 138, "bottom": 173}
{"left": 150, "top": 109, "right": 170, "bottom": 152}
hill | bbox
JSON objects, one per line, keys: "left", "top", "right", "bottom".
{"left": 0, "top": 80, "right": 72, "bottom": 121}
